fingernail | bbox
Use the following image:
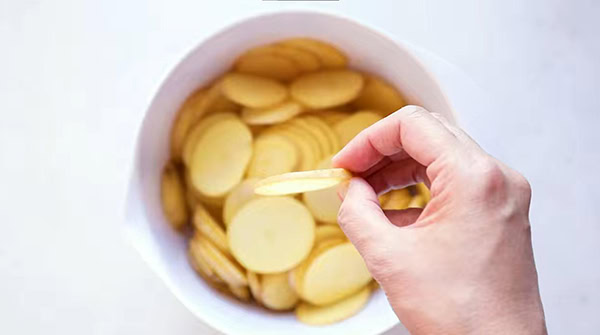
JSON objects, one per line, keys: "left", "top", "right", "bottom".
{"left": 337, "top": 180, "right": 350, "bottom": 200}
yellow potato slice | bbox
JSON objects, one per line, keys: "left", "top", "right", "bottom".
{"left": 228, "top": 197, "right": 315, "bottom": 273}
{"left": 182, "top": 112, "right": 237, "bottom": 166}
{"left": 314, "top": 225, "right": 346, "bottom": 244}
{"left": 280, "top": 38, "right": 347, "bottom": 69}
{"left": 352, "top": 75, "right": 406, "bottom": 115}
{"left": 184, "top": 170, "right": 225, "bottom": 209}
{"left": 295, "top": 285, "right": 371, "bottom": 325}
{"left": 254, "top": 168, "right": 352, "bottom": 196}
{"left": 381, "top": 188, "right": 412, "bottom": 210}
{"left": 408, "top": 194, "right": 427, "bottom": 208}
{"left": 302, "top": 116, "right": 341, "bottom": 154}
{"left": 290, "top": 118, "right": 330, "bottom": 158}
{"left": 189, "top": 116, "right": 253, "bottom": 197}
{"left": 247, "top": 135, "right": 298, "bottom": 178}
{"left": 291, "top": 70, "right": 364, "bottom": 109}
{"left": 261, "top": 272, "right": 299, "bottom": 311}
{"left": 316, "top": 110, "right": 351, "bottom": 126}
{"left": 415, "top": 182, "right": 431, "bottom": 203}
{"left": 222, "top": 178, "right": 261, "bottom": 226}
{"left": 235, "top": 53, "right": 300, "bottom": 82}
{"left": 228, "top": 285, "right": 251, "bottom": 302}
{"left": 169, "top": 89, "right": 206, "bottom": 160}
{"left": 241, "top": 101, "right": 304, "bottom": 125}
{"left": 243, "top": 44, "right": 321, "bottom": 72}
{"left": 222, "top": 73, "right": 288, "bottom": 109}
{"left": 160, "top": 163, "right": 189, "bottom": 230}
{"left": 189, "top": 237, "right": 217, "bottom": 280}
{"left": 193, "top": 204, "right": 229, "bottom": 254}
{"left": 247, "top": 271, "right": 262, "bottom": 303}
{"left": 369, "top": 280, "right": 380, "bottom": 291}
{"left": 333, "top": 110, "right": 381, "bottom": 145}
{"left": 194, "top": 236, "right": 247, "bottom": 287}
{"left": 302, "top": 156, "right": 343, "bottom": 224}
{"left": 266, "top": 125, "right": 319, "bottom": 171}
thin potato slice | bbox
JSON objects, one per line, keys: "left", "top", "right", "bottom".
{"left": 291, "top": 70, "right": 364, "bottom": 109}
{"left": 189, "top": 116, "right": 253, "bottom": 197}
{"left": 261, "top": 272, "right": 299, "bottom": 311}
{"left": 161, "top": 163, "right": 188, "bottom": 230}
{"left": 247, "top": 135, "right": 298, "bottom": 178}
{"left": 243, "top": 44, "right": 321, "bottom": 72}
{"left": 189, "top": 237, "right": 217, "bottom": 280}
{"left": 352, "top": 75, "right": 406, "bottom": 115}
{"left": 333, "top": 110, "right": 381, "bottom": 145}
{"left": 247, "top": 271, "right": 262, "bottom": 303}
{"left": 314, "top": 225, "right": 346, "bottom": 244}
{"left": 301, "top": 242, "right": 372, "bottom": 306}
{"left": 415, "top": 182, "right": 431, "bottom": 203}
{"left": 195, "top": 236, "right": 247, "bottom": 287}
{"left": 184, "top": 171, "right": 225, "bottom": 208}
{"left": 235, "top": 53, "right": 300, "bottom": 81}
{"left": 169, "top": 89, "right": 206, "bottom": 160}
{"left": 267, "top": 125, "right": 319, "bottom": 171}
{"left": 193, "top": 204, "right": 229, "bottom": 254}
{"left": 381, "top": 188, "right": 412, "bottom": 210}
{"left": 242, "top": 101, "right": 304, "bottom": 125}
{"left": 302, "top": 156, "right": 343, "bottom": 224}
{"left": 316, "top": 110, "right": 351, "bottom": 126}
{"left": 222, "top": 73, "right": 288, "bottom": 109}
{"left": 228, "top": 197, "right": 315, "bottom": 273}
{"left": 254, "top": 168, "right": 352, "bottom": 196}
{"left": 295, "top": 286, "right": 371, "bottom": 325}
{"left": 408, "top": 194, "right": 426, "bottom": 208}
{"left": 182, "top": 112, "right": 237, "bottom": 165}
{"left": 222, "top": 178, "right": 261, "bottom": 226}
{"left": 228, "top": 285, "right": 251, "bottom": 302}
{"left": 280, "top": 38, "right": 347, "bottom": 69}
{"left": 290, "top": 118, "right": 330, "bottom": 158}
{"left": 303, "top": 116, "right": 341, "bottom": 154}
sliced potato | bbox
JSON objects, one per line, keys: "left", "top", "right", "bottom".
{"left": 333, "top": 110, "right": 381, "bottom": 145}
{"left": 247, "top": 271, "right": 262, "bottom": 303}
{"left": 352, "top": 75, "right": 406, "bottom": 115}
{"left": 189, "top": 116, "right": 253, "bottom": 197}
{"left": 266, "top": 124, "right": 319, "bottom": 171}
{"left": 415, "top": 182, "right": 431, "bottom": 203}
{"left": 291, "top": 70, "right": 364, "bottom": 109}
{"left": 302, "top": 116, "right": 341, "bottom": 154}
{"left": 247, "top": 135, "right": 298, "bottom": 178}
{"left": 261, "top": 272, "right": 299, "bottom": 311}
{"left": 254, "top": 168, "right": 352, "bottom": 196}
{"left": 290, "top": 117, "right": 330, "bottom": 158}
{"left": 243, "top": 44, "right": 321, "bottom": 72}
{"left": 222, "top": 178, "right": 261, "bottom": 226}
{"left": 228, "top": 285, "right": 251, "bottom": 302}
{"left": 381, "top": 188, "right": 412, "bottom": 210}
{"left": 182, "top": 112, "right": 237, "bottom": 166}
{"left": 280, "top": 38, "right": 347, "bottom": 69}
{"left": 242, "top": 101, "right": 303, "bottom": 125}
{"left": 169, "top": 89, "right": 206, "bottom": 160}
{"left": 193, "top": 204, "right": 229, "bottom": 254}
{"left": 302, "top": 156, "right": 343, "bottom": 223}
{"left": 295, "top": 285, "right": 371, "bottom": 325}
{"left": 316, "top": 110, "right": 351, "bottom": 126}
{"left": 194, "top": 236, "right": 247, "bottom": 287}
{"left": 228, "top": 197, "right": 315, "bottom": 273}
{"left": 188, "top": 236, "right": 217, "bottom": 280}
{"left": 235, "top": 53, "right": 300, "bottom": 82}
{"left": 222, "top": 73, "right": 288, "bottom": 109}
{"left": 161, "top": 163, "right": 188, "bottom": 230}
{"left": 184, "top": 170, "right": 225, "bottom": 208}
{"left": 300, "top": 242, "right": 372, "bottom": 305}
{"left": 314, "top": 225, "right": 346, "bottom": 244}
{"left": 407, "top": 194, "right": 426, "bottom": 208}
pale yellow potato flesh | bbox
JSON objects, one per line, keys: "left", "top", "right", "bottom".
{"left": 242, "top": 101, "right": 304, "bottom": 125}
{"left": 302, "top": 156, "right": 343, "bottom": 224}
{"left": 235, "top": 53, "right": 300, "bottom": 81}
{"left": 243, "top": 44, "right": 321, "bottom": 72}
{"left": 352, "top": 75, "right": 406, "bottom": 115}
{"left": 302, "top": 116, "right": 341, "bottom": 154}
{"left": 228, "top": 285, "right": 251, "bottom": 302}
{"left": 416, "top": 182, "right": 431, "bottom": 203}
{"left": 291, "top": 70, "right": 364, "bottom": 109}
{"left": 266, "top": 125, "right": 319, "bottom": 171}
{"left": 188, "top": 236, "right": 217, "bottom": 280}
{"left": 381, "top": 188, "right": 412, "bottom": 210}
{"left": 290, "top": 117, "right": 331, "bottom": 158}
{"left": 222, "top": 178, "right": 261, "bottom": 227}
{"left": 279, "top": 38, "right": 348, "bottom": 69}
{"left": 169, "top": 89, "right": 206, "bottom": 160}
{"left": 314, "top": 225, "right": 346, "bottom": 244}
{"left": 295, "top": 285, "right": 371, "bottom": 325}
{"left": 316, "top": 110, "right": 351, "bottom": 126}
{"left": 408, "top": 194, "right": 427, "bottom": 208}
{"left": 333, "top": 110, "right": 382, "bottom": 145}
{"left": 182, "top": 112, "right": 237, "bottom": 166}
{"left": 261, "top": 272, "right": 299, "bottom": 311}
{"left": 222, "top": 73, "right": 288, "bottom": 109}
{"left": 160, "top": 163, "right": 188, "bottom": 230}
{"left": 254, "top": 168, "right": 352, "bottom": 196}
{"left": 193, "top": 236, "right": 247, "bottom": 287}
{"left": 247, "top": 271, "right": 262, "bottom": 303}
{"left": 247, "top": 135, "right": 298, "bottom": 178}
{"left": 228, "top": 197, "right": 315, "bottom": 273}
{"left": 192, "top": 204, "right": 229, "bottom": 254}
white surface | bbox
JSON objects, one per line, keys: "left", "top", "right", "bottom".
{"left": 0, "top": 0, "right": 598, "bottom": 334}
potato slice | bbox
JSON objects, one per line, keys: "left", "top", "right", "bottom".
{"left": 352, "top": 75, "right": 406, "bottom": 115}
{"left": 290, "top": 118, "right": 330, "bottom": 158}
{"left": 241, "top": 101, "right": 304, "bottom": 125}
{"left": 243, "top": 44, "right": 321, "bottom": 72}
{"left": 302, "top": 116, "right": 341, "bottom": 154}
{"left": 316, "top": 110, "right": 351, "bottom": 126}
{"left": 381, "top": 188, "right": 412, "bottom": 210}
{"left": 222, "top": 73, "right": 288, "bottom": 109}
{"left": 279, "top": 38, "right": 347, "bottom": 69}
{"left": 291, "top": 70, "right": 364, "bottom": 109}
{"left": 222, "top": 178, "right": 261, "bottom": 226}
{"left": 194, "top": 236, "right": 247, "bottom": 287}
{"left": 184, "top": 170, "right": 225, "bottom": 209}
{"left": 247, "top": 135, "right": 298, "bottom": 178}
{"left": 169, "top": 89, "right": 206, "bottom": 160}
{"left": 193, "top": 204, "right": 229, "bottom": 254}
{"left": 160, "top": 163, "right": 188, "bottom": 230}
{"left": 295, "top": 285, "right": 371, "bottom": 325}
{"left": 333, "top": 110, "right": 381, "bottom": 145}
{"left": 266, "top": 125, "right": 319, "bottom": 171}
{"left": 235, "top": 53, "right": 300, "bottom": 82}
{"left": 254, "top": 168, "right": 352, "bottom": 196}
{"left": 415, "top": 182, "right": 431, "bottom": 203}
{"left": 189, "top": 237, "right": 217, "bottom": 280}
{"left": 228, "top": 285, "right": 251, "bottom": 302}
{"left": 314, "top": 225, "right": 346, "bottom": 244}
{"left": 408, "top": 194, "right": 426, "bottom": 208}
{"left": 261, "top": 272, "right": 299, "bottom": 311}
{"left": 182, "top": 112, "right": 237, "bottom": 166}
{"left": 228, "top": 197, "right": 315, "bottom": 273}
{"left": 302, "top": 156, "right": 343, "bottom": 224}
{"left": 247, "top": 271, "right": 262, "bottom": 303}
{"left": 189, "top": 116, "right": 253, "bottom": 197}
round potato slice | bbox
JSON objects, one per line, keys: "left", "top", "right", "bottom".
{"left": 302, "top": 156, "right": 343, "bottom": 224}
{"left": 352, "top": 75, "right": 406, "bottom": 115}
{"left": 291, "top": 70, "right": 364, "bottom": 109}
{"left": 222, "top": 178, "right": 261, "bottom": 226}
{"left": 381, "top": 188, "right": 412, "bottom": 210}
{"left": 241, "top": 101, "right": 304, "bottom": 125}
{"left": 301, "top": 242, "right": 372, "bottom": 306}
{"left": 169, "top": 89, "right": 206, "bottom": 160}
{"left": 182, "top": 112, "right": 237, "bottom": 166}
{"left": 254, "top": 168, "right": 352, "bottom": 196}
{"left": 279, "top": 38, "right": 347, "bottom": 69}
{"left": 316, "top": 110, "right": 351, "bottom": 126}
{"left": 266, "top": 125, "right": 319, "bottom": 171}
{"left": 261, "top": 272, "right": 299, "bottom": 311}
{"left": 189, "top": 236, "right": 218, "bottom": 281}
{"left": 222, "top": 73, "right": 288, "bottom": 109}
{"left": 189, "top": 116, "right": 253, "bottom": 197}
{"left": 247, "top": 271, "right": 262, "bottom": 303}
{"left": 194, "top": 236, "right": 247, "bottom": 287}
{"left": 193, "top": 204, "right": 229, "bottom": 254}
{"left": 314, "top": 225, "right": 346, "bottom": 244}
{"left": 161, "top": 163, "right": 188, "bottom": 230}
{"left": 243, "top": 44, "right": 321, "bottom": 72}
{"left": 302, "top": 116, "right": 341, "bottom": 154}
{"left": 247, "top": 135, "right": 298, "bottom": 178}
{"left": 295, "top": 285, "right": 371, "bottom": 325}
{"left": 290, "top": 118, "right": 330, "bottom": 158}
{"left": 333, "top": 110, "right": 381, "bottom": 145}
{"left": 235, "top": 53, "right": 300, "bottom": 82}
{"left": 228, "top": 285, "right": 251, "bottom": 302}
{"left": 228, "top": 197, "right": 315, "bottom": 273}
{"left": 184, "top": 170, "right": 225, "bottom": 209}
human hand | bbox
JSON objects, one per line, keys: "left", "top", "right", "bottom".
{"left": 332, "top": 106, "right": 546, "bottom": 335}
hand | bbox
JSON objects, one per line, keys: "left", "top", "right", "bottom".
{"left": 332, "top": 106, "right": 546, "bottom": 335}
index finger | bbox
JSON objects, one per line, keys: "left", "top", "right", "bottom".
{"left": 332, "top": 105, "right": 459, "bottom": 172}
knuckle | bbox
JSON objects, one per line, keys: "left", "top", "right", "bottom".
{"left": 471, "top": 157, "right": 507, "bottom": 195}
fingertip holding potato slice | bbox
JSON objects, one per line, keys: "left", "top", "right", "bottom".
{"left": 291, "top": 70, "right": 364, "bottom": 109}
{"left": 352, "top": 75, "right": 406, "bottom": 115}
{"left": 280, "top": 38, "right": 348, "bottom": 69}
{"left": 254, "top": 168, "right": 352, "bottom": 196}
{"left": 261, "top": 272, "right": 299, "bottom": 311}
{"left": 242, "top": 101, "right": 304, "bottom": 125}
{"left": 295, "top": 285, "right": 371, "bottom": 325}
{"left": 222, "top": 178, "right": 261, "bottom": 226}
{"left": 333, "top": 110, "right": 382, "bottom": 145}
{"left": 302, "top": 156, "right": 343, "bottom": 224}
{"left": 195, "top": 236, "right": 248, "bottom": 287}
{"left": 161, "top": 163, "right": 189, "bottom": 230}
{"left": 247, "top": 135, "right": 298, "bottom": 178}
{"left": 222, "top": 73, "right": 288, "bottom": 109}
{"left": 228, "top": 197, "right": 315, "bottom": 273}
{"left": 193, "top": 204, "right": 229, "bottom": 254}
{"left": 235, "top": 53, "right": 300, "bottom": 81}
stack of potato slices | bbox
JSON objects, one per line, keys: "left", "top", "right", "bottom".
{"left": 160, "top": 38, "right": 430, "bottom": 325}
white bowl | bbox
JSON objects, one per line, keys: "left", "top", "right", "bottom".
{"left": 125, "top": 11, "right": 455, "bottom": 335}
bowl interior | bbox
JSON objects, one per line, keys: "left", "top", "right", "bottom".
{"left": 126, "top": 11, "right": 453, "bottom": 335}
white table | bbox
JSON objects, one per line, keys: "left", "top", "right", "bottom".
{"left": 1, "top": 1, "right": 598, "bottom": 334}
